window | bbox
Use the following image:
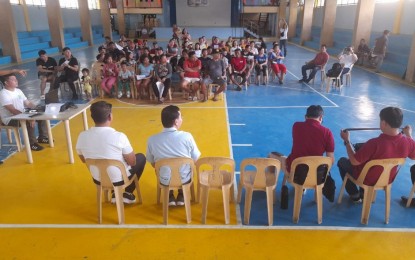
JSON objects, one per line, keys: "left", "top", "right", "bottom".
{"left": 59, "top": 0, "right": 78, "bottom": 9}
{"left": 24, "top": 0, "right": 46, "bottom": 6}
{"left": 88, "top": 0, "right": 100, "bottom": 9}
{"left": 10, "top": 0, "right": 20, "bottom": 4}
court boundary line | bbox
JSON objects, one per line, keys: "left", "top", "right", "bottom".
{"left": 224, "top": 94, "right": 243, "bottom": 225}
{"left": 1, "top": 223, "right": 415, "bottom": 232}
{"left": 286, "top": 70, "right": 339, "bottom": 107}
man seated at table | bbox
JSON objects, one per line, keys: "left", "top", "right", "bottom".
{"left": 76, "top": 101, "right": 146, "bottom": 204}
{"left": 0, "top": 74, "right": 48, "bottom": 151}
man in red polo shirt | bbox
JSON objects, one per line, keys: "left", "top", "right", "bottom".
{"left": 269, "top": 105, "right": 335, "bottom": 181}
{"left": 230, "top": 49, "right": 248, "bottom": 91}
{"left": 181, "top": 51, "right": 202, "bottom": 101}
{"left": 299, "top": 44, "right": 329, "bottom": 83}
{"left": 339, "top": 107, "right": 415, "bottom": 203}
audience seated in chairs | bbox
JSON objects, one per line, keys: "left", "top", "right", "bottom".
{"left": 36, "top": 49, "right": 57, "bottom": 100}
{"left": 269, "top": 44, "right": 287, "bottom": 85}
{"left": 230, "top": 49, "right": 248, "bottom": 91}
{"left": 152, "top": 54, "right": 172, "bottom": 104}
{"left": 118, "top": 61, "right": 134, "bottom": 98}
{"left": 254, "top": 47, "right": 268, "bottom": 85}
{"left": 136, "top": 55, "right": 154, "bottom": 99}
{"left": 299, "top": 44, "right": 329, "bottom": 84}
{"left": 101, "top": 53, "right": 119, "bottom": 97}
{"left": 181, "top": 51, "right": 202, "bottom": 101}
{"left": 53, "top": 47, "right": 80, "bottom": 100}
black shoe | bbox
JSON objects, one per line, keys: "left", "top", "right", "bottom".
{"left": 401, "top": 196, "right": 415, "bottom": 207}
{"left": 279, "top": 80, "right": 283, "bottom": 85}
{"left": 111, "top": 192, "right": 136, "bottom": 204}
{"left": 298, "top": 78, "right": 306, "bottom": 83}
{"left": 176, "top": 193, "right": 185, "bottom": 206}
{"left": 236, "top": 86, "right": 242, "bottom": 91}
{"left": 168, "top": 193, "right": 176, "bottom": 206}
{"left": 30, "top": 143, "right": 44, "bottom": 151}
{"left": 37, "top": 137, "right": 49, "bottom": 144}
{"left": 351, "top": 196, "right": 362, "bottom": 204}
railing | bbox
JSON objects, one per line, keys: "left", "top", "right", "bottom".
{"left": 110, "top": 0, "right": 163, "bottom": 8}
{"left": 242, "top": 19, "right": 259, "bottom": 35}
{"left": 242, "top": 0, "right": 279, "bottom": 6}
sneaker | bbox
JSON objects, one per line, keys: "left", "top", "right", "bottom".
{"left": 176, "top": 193, "right": 185, "bottom": 206}
{"left": 40, "top": 95, "right": 45, "bottom": 100}
{"left": 236, "top": 86, "right": 242, "bottom": 91}
{"left": 298, "top": 79, "right": 306, "bottom": 83}
{"left": 401, "top": 196, "right": 415, "bottom": 207}
{"left": 169, "top": 194, "right": 176, "bottom": 206}
{"left": 118, "top": 91, "right": 123, "bottom": 98}
{"left": 37, "top": 137, "right": 49, "bottom": 144}
{"left": 192, "top": 96, "right": 198, "bottom": 101}
{"left": 111, "top": 192, "right": 136, "bottom": 204}
{"left": 30, "top": 143, "right": 44, "bottom": 151}
{"left": 188, "top": 96, "right": 193, "bottom": 101}
{"left": 126, "top": 91, "right": 131, "bottom": 98}
{"left": 351, "top": 196, "right": 362, "bottom": 204}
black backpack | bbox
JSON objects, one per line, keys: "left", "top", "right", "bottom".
{"left": 326, "top": 63, "right": 343, "bottom": 77}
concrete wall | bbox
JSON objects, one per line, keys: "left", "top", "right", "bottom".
{"left": 176, "top": 0, "right": 231, "bottom": 27}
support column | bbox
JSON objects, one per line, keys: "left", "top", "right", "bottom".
{"left": 0, "top": 0, "right": 21, "bottom": 62}
{"left": 405, "top": 33, "right": 415, "bottom": 83}
{"left": 320, "top": 0, "right": 337, "bottom": 47}
{"left": 278, "top": 0, "right": 287, "bottom": 38}
{"left": 300, "top": 0, "right": 314, "bottom": 45}
{"left": 100, "top": 0, "right": 112, "bottom": 40}
{"left": 392, "top": 0, "right": 405, "bottom": 34}
{"left": 21, "top": 0, "right": 32, "bottom": 32}
{"left": 45, "top": 0, "right": 65, "bottom": 50}
{"left": 116, "top": 0, "right": 126, "bottom": 37}
{"left": 78, "top": 0, "right": 93, "bottom": 46}
{"left": 287, "top": 0, "right": 298, "bottom": 39}
{"left": 352, "top": 0, "right": 375, "bottom": 49}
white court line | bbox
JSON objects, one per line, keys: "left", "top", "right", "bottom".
{"left": 1, "top": 223, "right": 415, "bottom": 232}
{"left": 229, "top": 123, "right": 246, "bottom": 126}
{"left": 232, "top": 144, "right": 253, "bottom": 147}
{"left": 224, "top": 94, "right": 242, "bottom": 225}
{"left": 287, "top": 70, "right": 339, "bottom": 107}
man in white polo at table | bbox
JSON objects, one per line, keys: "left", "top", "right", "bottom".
{"left": 0, "top": 74, "right": 48, "bottom": 151}
{"left": 146, "top": 105, "right": 201, "bottom": 206}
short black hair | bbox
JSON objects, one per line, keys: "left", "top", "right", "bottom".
{"left": 0, "top": 74, "right": 14, "bottom": 84}
{"left": 38, "top": 50, "right": 46, "bottom": 56}
{"left": 306, "top": 105, "right": 324, "bottom": 118}
{"left": 379, "top": 107, "right": 403, "bottom": 128}
{"left": 188, "top": 51, "right": 196, "bottom": 57}
{"left": 98, "top": 46, "right": 106, "bottom": 52}
{"left": 81, "top": 68, "right": 89, "bottom": 74}
{"left": 90, "top": 101, "right": 112, "bottom": 124}
{"left": 321, "top": 44, "right": 327, "bottom": 48}
{"left": 161, "top": 105, "right": 180, "bottom": 128}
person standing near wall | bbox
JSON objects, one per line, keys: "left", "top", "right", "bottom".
{"left": 279, "top": 19, "right": 288, "bottom": 57}
{"left": 372, "top": 30, "right": 390, "bottom": 73}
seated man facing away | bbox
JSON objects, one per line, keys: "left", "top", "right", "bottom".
{"left": 36, "top": 49, "right": 57, "bottom": 100}
{"left": 338, "top": 107, "right": 415, "bottom": 203}
{"left": 76, "top": 101, "right": 146, "bottom": 204}
{"left": 269, "top": 105, "right": 335, "bottom": 180}
{"left": 0, "top": 74, "right": 49, "bottom": 151}
{"left": 200, "top": 49, "right": 227, "bottom": 102}
{"left": 299, "top": 44, "right": 329, "bottom": 84}
{"left": 181, "top": 51, "right": 202, "bottom": 101}
{"left": 146, "top": 105, "right": 201, "bottom": 206}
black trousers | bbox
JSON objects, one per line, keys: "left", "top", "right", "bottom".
{"left": 152, "top": 78, "right": 171, "bottom": 99}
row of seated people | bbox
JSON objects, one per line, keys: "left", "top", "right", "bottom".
{"left": 76, "top": 102, "right": 415, "bottom": 225}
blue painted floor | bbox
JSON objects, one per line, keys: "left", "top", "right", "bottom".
{"left": 227, "top": 44, "right": 415, "bottom": 227}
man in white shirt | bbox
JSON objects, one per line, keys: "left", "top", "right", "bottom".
{"left": 76, "top": 101, "right": 146, "bottom": 204}
{"left": 338, "top": 47, "right": 358, "bottom": 86}
{"left": 146, "top": 105, "right": 201, "bottom": 206}
{"left": 0, "top": 74, "right": 48, "bottom": 151}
